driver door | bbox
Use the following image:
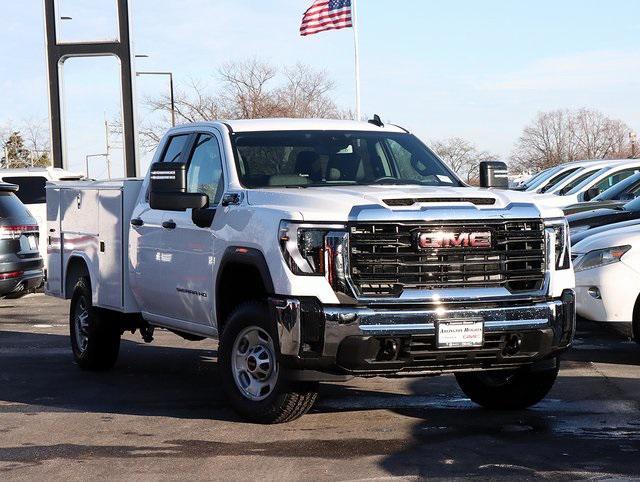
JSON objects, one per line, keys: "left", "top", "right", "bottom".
{"left": 160, "top": 132, "right": 225, "bottom": 330}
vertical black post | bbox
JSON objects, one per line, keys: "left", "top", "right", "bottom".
{"left": 43, "top": 0, "right": 138, "bottom": 177}
{"left": 43, "top": 0, "right": 63, "bottom": 171}
{"left": 117, "top": 0, "right": 137, "bottom": 178}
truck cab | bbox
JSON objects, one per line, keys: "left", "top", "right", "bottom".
{"left": 46, "top": 119, "right": 576, "bottom": 423}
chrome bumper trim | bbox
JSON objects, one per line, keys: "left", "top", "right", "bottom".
{"left": 320, "top": 300, "right": 564, "bottom": 357}
{"left": 359, "top": 318, "right": 549, "bottom": 334}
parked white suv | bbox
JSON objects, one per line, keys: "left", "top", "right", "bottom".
{"left": 46, "top": 119, "right": 576, "bottom": 423}
{"left": 0, "top": 167, "right": 84, "bottom": 261}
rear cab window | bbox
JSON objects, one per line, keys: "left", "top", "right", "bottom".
{"left": 1, "top": 176, "right": 47, "bottom": 204}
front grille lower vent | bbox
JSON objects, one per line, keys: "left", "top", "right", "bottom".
{"left": 348, "top": 220, "right": 546, "bottom": 297}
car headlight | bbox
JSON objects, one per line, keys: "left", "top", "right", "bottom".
{"left": 546, "top": 219, "right": 571, "bottom": 270}
{"left": 278, "top": 221, "right": 346, "bottom": 276}
{"left": 574, "top": 245, "right": 631, "bottom": 272}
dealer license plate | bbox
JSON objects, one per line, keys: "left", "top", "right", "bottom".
{"left": 437, "top": 320, "right": 484, "bottom": 348}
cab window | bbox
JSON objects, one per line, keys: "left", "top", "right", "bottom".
{"left": 186, "top": 134, "right": 224, "bottom": 205}
{"left": 596, "top": 168, "right": 639, "bottom": 192}
{"left": 1, "top": 176, "right": 47, "bottom": 204}
{"left": 161, "top": 134, "right": 190, "bottom": 163}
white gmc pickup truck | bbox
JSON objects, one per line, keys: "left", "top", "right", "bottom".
{"left": 46, "top": 118, "right": 576, "bottom": 423}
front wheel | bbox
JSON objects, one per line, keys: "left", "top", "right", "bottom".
{"left": 218, "top": 301, "right": 318, "bottom": 424}
{"left": 69, "top": 277, "right": 121, "bottom": 371}
{"left": 455, "top": 360, "right": 560, "bottom": 410}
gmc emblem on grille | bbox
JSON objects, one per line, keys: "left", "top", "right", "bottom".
{"left": 416, "top": 231, "right": 492, "bottom": 249}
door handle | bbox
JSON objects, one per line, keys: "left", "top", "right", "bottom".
{"left": 162, "top": 220, "right": 176, "bottom": 230}
{"left": 130, "top": 218, "right": 144, "bottom": 227}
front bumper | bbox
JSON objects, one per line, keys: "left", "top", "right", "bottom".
{"left": 272, "top": 290, "right": 576, "bottom": 377}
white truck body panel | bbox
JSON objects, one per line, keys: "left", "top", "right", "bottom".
{"left": 46, "top": 179, "right": 143, "bottom": 312}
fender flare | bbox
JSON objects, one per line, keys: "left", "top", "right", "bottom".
{"left": 216, "top": 246, "right": 275, "bottom": 294}
{"left": 63, "top": 252, "right": 94, "bottom": 299}
{"left": 215, "top": 247, "right": 275, "bottom": 328}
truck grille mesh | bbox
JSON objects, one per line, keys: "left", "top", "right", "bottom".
{"left": 348, "top": 220, "right": 546, "bottom": 297}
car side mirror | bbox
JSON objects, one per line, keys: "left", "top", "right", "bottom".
{"left": 583, "top": 187, "right": 600, "bottom": 202}
{"left": 479, "top": 161, "right": 509, "bottom": 189}
{"left": 149, "top": 162, "right": 209, "bottom": 211}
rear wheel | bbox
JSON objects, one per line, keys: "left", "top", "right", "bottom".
{"left": 455, "top": 360, "right": 559, "bottom": 410}
{"left": 219, "top": 301, "right": 318, "bottom": 424}
{"left": 69, "top": 277, "right": 121, "bottom": 371}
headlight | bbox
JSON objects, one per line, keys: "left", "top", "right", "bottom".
{"left": 574, "top": 245, "right": 631, "bottom": 272}
{"left": 278, "top": 221, "right": 346, "bottom": 276}
{"left": 546, "top": 219, "right": 571, "bottom": 270}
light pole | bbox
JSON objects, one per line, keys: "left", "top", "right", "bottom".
{"left": 85, "top": 153, "right": 108, "bottom": 179}
{"left": 136, "top": 71, "right": 176, "bottom": 127}
{"left": 631, "top": 132, "right": 637, "bottom": 159}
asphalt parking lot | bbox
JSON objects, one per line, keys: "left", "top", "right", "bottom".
{"left": 0, "top": 294, "right": 639, "bottom": 480}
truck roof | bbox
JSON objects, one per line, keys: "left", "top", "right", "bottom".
{"left": 0, "top": 167, "right": 84, "bottom": 180}
{"left": 183, "top": 118, "right": 408, "bottom": 134}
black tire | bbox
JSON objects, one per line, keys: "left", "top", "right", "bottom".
{"left": 455, "top": 360, "right": 560, "bottom": 410}
{"left": 218, "top": 301, "right": 318, "bottom": 424}
{"left": 633, "top": 298, "right": 640, "bottom": 344}
{"left": 69, "top": 277, "right": 121, "bottom": 371}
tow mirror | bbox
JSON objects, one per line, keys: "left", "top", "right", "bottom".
{"left": 479, "top": 161, "right": 509, "bottom": 189}
{"left": 149, "top": 162, "right": 209, "bottom": 211}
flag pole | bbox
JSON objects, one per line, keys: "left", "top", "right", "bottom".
{"left": 352, "top": 0, "right": 361, "bottom": 120}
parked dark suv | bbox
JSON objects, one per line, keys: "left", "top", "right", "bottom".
{"left": 0, "top": 183, "right": 43, "bottom": 299}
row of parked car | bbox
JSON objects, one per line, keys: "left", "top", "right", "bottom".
{"left": 0, "top": 168, "right": 83, "bottom": 299}
{"left": 515, "top": 158, "right": 640, "bottom": 341}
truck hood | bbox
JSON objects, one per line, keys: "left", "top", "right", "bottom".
{"left": 246, "top": 185, "right": 566, "bottom": 221}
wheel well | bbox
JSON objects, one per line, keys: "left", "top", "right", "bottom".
{"left": 216, "top": 262, "right": 270, "bottom": 334}
{"left": 65, "top": 257, "right": 90, "bottom": 299}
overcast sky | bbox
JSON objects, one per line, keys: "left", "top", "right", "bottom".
{"left": 2, "top": 0, "right": 640, "bottom": 177}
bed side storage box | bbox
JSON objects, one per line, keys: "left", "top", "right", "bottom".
{"left": 45, "top": 179, "right": 143, "bottom": 313}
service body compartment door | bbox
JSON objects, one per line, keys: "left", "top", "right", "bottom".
{"left": 96, "top": 190, "right": 123, "bottom": 309}
{"left": 45, "top": 187, "right": 62, "bottom": 296}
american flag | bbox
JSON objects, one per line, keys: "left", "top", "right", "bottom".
{"left": 300, "top": 0, "right": 353, "bottom": 37}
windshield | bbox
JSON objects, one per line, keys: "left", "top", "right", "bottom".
{"left": 539, "top": 167, "right": 581, "bottom": 193}
{"left": 232, "top": 131, "right": 462, "bottom": 189}
{"left": 594, "top": 172, "right": 640, "bottom": 201}
{"left": 516, "top": 168, "right": 552, "bottom": 189}
{"left": 559, "top": 168, "right": 604, "bottom": 195}
{"left": 523, "top": 166, "right": 563, "bottom": 191}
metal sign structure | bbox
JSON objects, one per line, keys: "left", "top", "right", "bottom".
{"left": 43, "top": 0, "right": 138, "bottom": 177}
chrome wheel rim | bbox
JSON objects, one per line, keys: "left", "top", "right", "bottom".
{"left": 74, "top": 297, "right": 90, "bottom": 353}
{"left": 231, "top": 326, "right": 278, "bottom": 401}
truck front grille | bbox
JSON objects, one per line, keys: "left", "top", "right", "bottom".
{"left": 348, "top": 220, "right": 546, "bottom": 298}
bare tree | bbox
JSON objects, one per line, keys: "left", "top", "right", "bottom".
{"left": 511, "top": 108, "right": 634, "bottom": 173}
{"left": 140, "top": 58, "right": 348, "bottom": 150}
{"left": 431, "top": 137, "right": 499, "bottom": 182}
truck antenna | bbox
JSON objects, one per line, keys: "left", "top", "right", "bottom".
{"left": 368, "top": 114, "right": 384, "bottom": 128}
